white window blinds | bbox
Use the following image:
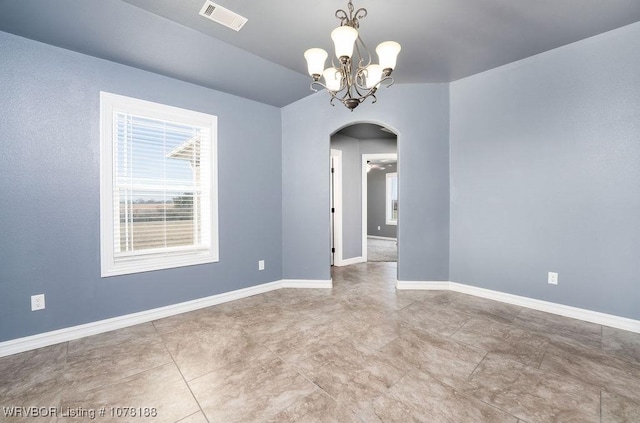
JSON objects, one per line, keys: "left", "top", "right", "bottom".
{"left": 101, "top": 92, "right": 218, "bottom": 277}
{"left": 113, "top": 113, "right": 210, "bottom": 255}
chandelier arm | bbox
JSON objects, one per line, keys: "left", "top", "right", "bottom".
{"left": 351, "top": 81, "right": 367, "bottom": 98}
{"left": 380, "top": 76, "right": 395, "bottom": 88}
{"left": 340, "top": 61, "right": 353, "bottom": 95}
{"left": 356, "top": 88, "right": 377, "bottom": 106}
{"left": 353, "top": 8, "right": 367, "bottom": 22}
{"left": 365, "top": 76, "right": 394, "bottom": 94}
{"left": 354, "top": 67, "right": 369, "bottom": 91}
{"left": 339, "top": 91, "right": 350, "bottom": 102}
{"left": 331, "top": 90, "right": 352, "bottom": 108}
{"left": 310, "top": 80, "right": 332, "bottom": 93}
{"left": 337, "top": 64, "right": 349, "bottom": 92}
{"left": 335, "top": 9, "right": 349, "bottom": 26}
{"left": 337, "top": 84, "right": 351, "bottom": 102}
{"left": 353, "top": 37, "right": 371, "bottom": 70}
{"left": 311, "top": 79, "right": 350, "bottom": 98}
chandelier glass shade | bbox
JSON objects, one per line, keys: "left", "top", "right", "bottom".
{"left": 304, "top": 1, "right": 401, "bottom": 110}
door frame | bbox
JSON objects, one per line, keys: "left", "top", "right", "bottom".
{"left": 330, "top": 149, "right": 344, "bottom": 266}
{"left": 361, "top": 153, "right": 398, "bottom": 262}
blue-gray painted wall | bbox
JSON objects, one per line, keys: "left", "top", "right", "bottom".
{"left": 282, "top": 84, "right": 451, "bottom": 282}
{"left": 361, "top": 139, "right": 398, "bottom": 240}
{"left": 0, "top": 31, "right": 283, "bottom": 342}
{"left": 450, "top": 22, "right": 640, "bottom": 319}
{"left": 368, "top": 164, "right": 398, "bottom": 239}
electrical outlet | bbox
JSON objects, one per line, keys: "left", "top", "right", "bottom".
{"left": 378, "top": 226, "right": 381, "bottom": 230}
{"left": 548, "top": 272, "right": 558, "bottom": 285}
{"left": 31, "top": 294, "right": 45, "bottom": 311}
{"left": 258, "top": 260, "right": 265, "bottom": 271}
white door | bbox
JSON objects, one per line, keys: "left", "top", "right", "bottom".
{"left": 330, "top": 149, "right": 343, "bottom": 266}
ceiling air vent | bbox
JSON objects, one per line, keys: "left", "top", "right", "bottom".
{"left": 199, "top": 1, "right": 247, "bottom": 32}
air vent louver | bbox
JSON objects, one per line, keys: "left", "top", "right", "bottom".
{"left": 199, "top": 1, "right": 247, "bottom": 31}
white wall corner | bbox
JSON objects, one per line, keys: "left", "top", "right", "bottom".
{"left": 281, "top": 279, "right": 333, "bottom": 289}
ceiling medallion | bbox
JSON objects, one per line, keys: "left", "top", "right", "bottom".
{"left": 304, "top": 1, "right": 401, "bottom": 111}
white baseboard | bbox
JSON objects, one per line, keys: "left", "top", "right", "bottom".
{"left": 396, "top": 280, "right": 449, "bottom": 290}
{"left": 6, "top": 278, "right": 638, "bottom": 357}
{"left": 367, "top": 236, "right": 397, "bottom": 241}
{"left": 334, "top": 256, "right": 366, "bottom": 267}
{"left": 0, "top": 279, "right": 329, "bottom": 358}
{"left": 397, "top": 280, "right": 640, "bottom": 334}
{"left": 281, "top": 279, "right": 333, "bottom": 289}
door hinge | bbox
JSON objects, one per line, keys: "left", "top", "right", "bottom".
{"left": 331, "top": 207, "right": 335, "bottom": 213}
{"left": 331, "top": 167, "right": 334, "bottom": 173}
{"left": 331, "top": 248, "right": 336, "bottom": 253}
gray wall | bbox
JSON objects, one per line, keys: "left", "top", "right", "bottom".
{"left": 0, "top": 31, "right": 283, "bottom": 342}
{"left": 282, "top": 84, "right": 450, "bottom": 282}
{"left": 359, "top": 139, "right": 398, "bottom": 246}
{"left": 368, "top": 164, "right": 398, "bottom": 239}
{"left": 450, "top": 22, "right": 640, "bottom": 319}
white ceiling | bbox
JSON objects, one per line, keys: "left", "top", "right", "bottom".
{"left": 1, "top": 0, "right": 639, "bottom": 107}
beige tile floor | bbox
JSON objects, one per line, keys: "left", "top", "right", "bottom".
{"left": 1, "top": 262, "right": 640, "bottom": 422}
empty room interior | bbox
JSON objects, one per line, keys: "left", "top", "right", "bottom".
{"left": 1, "top": 1, "right": 639, "bottom": 422}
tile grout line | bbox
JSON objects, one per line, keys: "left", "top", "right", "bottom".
{"left": 64, "top": 361, "right": 173, "bottom": 403}
{"left": 599, "top": 324, "right": 604, "bottom": 353}
{"left": 62, "top": 336, "right": 174, "bottom": 403}
{"left": 153, "top": 323, "right": 211, "bottom": 423}
{"left": 599, "top": 389, "right": 603, "bottom": 423}
{"left": 537, "top": 348, "right": 547, "bottom": 370}
{"left": 267, "top": 347, "right": 339, "bottom": 420}
{"left": 448, "top": 317, "right": 471, "bottom": 339}
{"left": 467, "top": 351, "right": 488, "bottom": 382}
{"left": 271, "top": 330, "right": 404, "bottom": 423}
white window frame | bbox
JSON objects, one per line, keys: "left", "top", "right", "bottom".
{"left": 100, "top": 92, "right": 218, "bottom": 277}
{"left": 386, "top": 172, "right": 398, "bottom": 226}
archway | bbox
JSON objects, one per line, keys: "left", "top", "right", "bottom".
{"left": 328, "top": 121, "right": 400, "bottom": 275}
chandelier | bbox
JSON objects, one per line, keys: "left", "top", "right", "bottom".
{"left": 303, "top": 1, "right": 401, "bottom": 111}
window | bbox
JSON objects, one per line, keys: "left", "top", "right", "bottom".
{"left": 100, "top": 92, "right": 218, "bottom": 277}
{"left": 386, "top": 172, "right": 398, "bottom": 225}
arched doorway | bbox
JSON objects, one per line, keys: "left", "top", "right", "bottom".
{"left": 329, "top": 122, "right": 399, "bottom": 271}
